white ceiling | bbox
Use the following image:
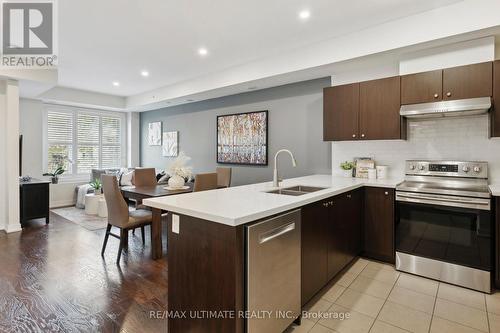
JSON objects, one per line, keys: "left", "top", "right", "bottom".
{"left": 57, "top": 0, "right": 462, "bottom": 97}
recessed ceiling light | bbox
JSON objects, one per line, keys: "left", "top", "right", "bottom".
{"left": 198, "top": 48, "right": 208, "bottom": 56}
{"left": 141, "top": 70, "right": 149, "bottom": 77}
{"left": 299, "top": 10, "right": 311, "bottom": 20}
{"left": 112, "top": 81, "right": 120, "bottom": 87}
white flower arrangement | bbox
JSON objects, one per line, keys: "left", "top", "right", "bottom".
{"left": 168, "top": 151, "right": 193, "bottom": 180}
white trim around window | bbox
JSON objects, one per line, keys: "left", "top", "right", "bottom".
{"left": 43, "top": 104, "right": 127, "bottom": 182}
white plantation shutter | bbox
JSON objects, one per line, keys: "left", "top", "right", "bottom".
{"left": 45, "top": 106, "right": 125, "bottom": 178}
{"left": 101, "top": 116, "right": 122, "bottom": 169}
{"left": 77, "top": 113, "right": 100, "bottom": 173}
{"left": 47, "top": 111, "right": 73, "bottom": 173}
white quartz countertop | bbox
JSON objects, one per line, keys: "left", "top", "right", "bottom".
{"left": 489, "top": 184, "right": 500, "bottom": 196}
{"left": 143, "top": 174, "right": 402, "bottom": 226}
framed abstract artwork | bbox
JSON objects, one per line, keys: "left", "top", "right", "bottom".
{"left": 148, "top": 122, "right": 162, "bottom": 146}
{"left": 217, "top": 110, "right": 268, "bottom": 165}
{"left": 162, "top": 131, "right": 178, "bottom": 157}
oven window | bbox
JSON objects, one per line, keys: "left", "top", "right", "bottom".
{"left": 396, "top": 202, "right": 491, "bottom": 270}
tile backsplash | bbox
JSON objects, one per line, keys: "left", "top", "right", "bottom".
{"left": 332, "top": 115, "right": 500, "bottom": 181}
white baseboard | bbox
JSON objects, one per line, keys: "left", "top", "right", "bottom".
{"left": 5, "top": 224, "right": 22, "bottom": 233}
{"left": 50, "top": 199, "right": 76, "bottom": 209}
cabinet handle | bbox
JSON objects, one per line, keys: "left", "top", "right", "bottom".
{"left": 361, "top": 134, "right": 365, "bottom": 138}
{"left": 346, "top": 194, "right": 351, "bottom": 198}
{"left": 433, "top": 93, "right": 439, "bottom": 98}
{"left": 329, "top": 201, "right": 334, "bottom": 206}
{"left": 323, "top": 203, "right": 328, "bottom": 207}
{"left": 446, "top": 92, "right": 452, "bottom": 97}
{"left": 352, "top": 134, "right": 356, "bottom": 138}
{"left": 384, "top": 191, "right": 389, "bottom": 195}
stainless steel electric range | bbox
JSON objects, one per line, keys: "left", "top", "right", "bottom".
{"left": 395, "top": 160, "right": 492, "bottom": 293}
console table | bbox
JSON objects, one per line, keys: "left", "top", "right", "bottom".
{"left": 20, "top": 179, "right": 50, "bottom": 226}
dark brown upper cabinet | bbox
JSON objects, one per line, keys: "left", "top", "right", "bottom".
{"left": 442, "top": 62, "right": 492, "bottom": 100}
{"left": 324, "top": 77, "right": 403, "bottom": 141}
{"left": 401, "top": 70, "right": 442, "bottom": 105}
{"left": 401, "top": 62, "right": 493, "bottom": 105}
{"left": 359, "top": 76, "right": 402, "bottom": 140}
{"left": 323, "top": 84, "right": 359, "bottom": 141}
{"left": 493, "top": 60, "right": 500, "bottom": 137}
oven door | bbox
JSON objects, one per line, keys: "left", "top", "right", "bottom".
{"left": 395, "top": 191, "right": 492, "bottom": 271}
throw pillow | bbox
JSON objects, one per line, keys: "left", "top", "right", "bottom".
{"left": 120, "top": 170, "right": 134, "bottom": 186}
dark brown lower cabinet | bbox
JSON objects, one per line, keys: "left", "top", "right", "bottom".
{"left": 496, "top": 197, "right": 500, "bottom": 288}
{"left": 301, "top": 199, "right": 329, "bottom": 306}
{"left": 363, "top": 187, "right": 395, "bottom": 263}
{"left": 302, "top": 190, "right": 363, "bottom": 305}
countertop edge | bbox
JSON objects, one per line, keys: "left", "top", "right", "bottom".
{"left": 143, "top": 177, "right": 401, "bottom": 227}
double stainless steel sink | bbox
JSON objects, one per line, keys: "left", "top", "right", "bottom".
{"left": 266, "top": 185, "right": 327, "bottom": 196}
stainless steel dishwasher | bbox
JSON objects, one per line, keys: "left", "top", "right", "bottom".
{"left": 246, "top": 209, "right": 301, "bottom": 333}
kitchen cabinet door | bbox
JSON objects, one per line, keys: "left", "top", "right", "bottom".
{"left": 323, "top": 84, "right": 359, "bottom": 141}
{"left": 492, "top": 61, "right": 500, "bottom": 137}
{"left": 328, "top": 196, "right": 346, "bottom": 280}
{"left": 359, "top": 77, "right": 402, "bottom": 140}
{"left": 401, "top": 70, "right": 442, "bottom": 105}
{"left": 443, "top": 62, "right": 492, "bottom": 101}
{"left": 344, "top": 189, "right": 363, "bottom": 264}
{"left": 364, "top": 188, "right": 395, "bottom": 264}
{"left": 496, "top": 197, "right": 500, "bottom": 288}
{"left": 301, "top": 199, "right": 329, "bottom": 305}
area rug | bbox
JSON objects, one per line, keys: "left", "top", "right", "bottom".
{"left": 51, "top": 206, "right": 108, "bottom": 231}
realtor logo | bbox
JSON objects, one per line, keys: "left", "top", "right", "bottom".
{"left": 1, "top": 0, "right": 57, "bottom": 67}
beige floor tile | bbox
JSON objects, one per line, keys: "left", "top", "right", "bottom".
{"left": 430, "top": 317, "right": 484, "bottom": 333}
{"left": 395, "top": 273, "right": 438, "bottom": 297}
{"left": 347, "top": 258, "right": 369, "bottom": 275}
{"left": 319, "top": 303, "right": 374, "bottom": 333}
{"left": 437, "top": 283, "right": 486, "bottom": 311}
{"left": 388, "top": 286, "right": 435, "bottom": 314}
{"left": 304, "top": 296, "right": 333, "bottom": 323}
{"left": 369, "top": 320, "right": 409, "bottom": 333}
{"left": 486, "top": 292, "right": 500, "bottom": 315}
{"left": 336, "top": 271, "right": 357, "bottom": 288}
{"left": 349, "top": 275, "right": 393, "bottom": 300}
{"left": 489, "top": 311, "right": 500, "bottom": 332}
{"left": 378, "top": 301, "right": 432, "bottom": 333}
{"left": 322, "top": 283, "right": 346, "bottom": 303}
{"left": 365, "top": 260, "right": 394, "bottom": 272}
{"left": 434, "top": 298, "right": 488, "bottom": 332}
{"left": 359, "top": 266, "right": 399, "bottom": 285}
{"left": 285, "top": 318, "right": 316, "bottom": 332}
{"left": 335, "top": 288, "right": 385, "bottom": 317}
{"left": 309, "top": 324, "right": 335, "bottom": 333}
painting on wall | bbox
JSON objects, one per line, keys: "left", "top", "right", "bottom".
{"left": 148, "top": 122, "right": 162, "bottom": 146}
{"left": 162, "top": 131, "right": 178, "bottom": 157}
{"left": 217, "top": 110, "right": 268, "bottom": 165}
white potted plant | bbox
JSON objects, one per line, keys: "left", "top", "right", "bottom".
{"left": 340, "top": 161, "right": 354, "bottom": 178}
{"left": 167, "top": 151, "right": 193, "bottom": 189}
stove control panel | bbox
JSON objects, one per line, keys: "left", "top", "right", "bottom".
{"left": 405, "top": 160, "right": 488, "bottom": 178}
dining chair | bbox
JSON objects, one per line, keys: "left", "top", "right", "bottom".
{"left": 216, "top": 167, "right": 232, "bottom": 188}
{"left": 193, "top": 173, "right": 218, "bottom": 192}
{"left": 133, "top": 168, "right": 157, "bottom": 186}
{"left": 101, "top": 175, "right": 152, "bottom": 264}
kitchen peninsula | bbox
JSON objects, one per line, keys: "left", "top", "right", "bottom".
{"left": 143, "top": 175, "right": 401, "bottom": 333}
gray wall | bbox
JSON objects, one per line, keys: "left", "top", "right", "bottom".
{"left": 140, "top": 78, "right": 331, "bottom": 186}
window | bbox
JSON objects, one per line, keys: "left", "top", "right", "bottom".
{"left": 45, "top": 106, "right": 126, "bottom": 180}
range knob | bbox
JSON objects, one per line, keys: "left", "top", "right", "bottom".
{"left": 418, "top": 165, "right": 425, "bottom": 171}
{"left": 462, "top": 166, "right": 470, "bottom": 173}
{"left": 473, "top": 166, "right": 481, "bottom": 173}
{"left": 409, "top": 164, "right": 416, "bottom": 170}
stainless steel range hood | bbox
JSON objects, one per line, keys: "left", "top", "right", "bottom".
{"left": 400, "top": 97, "right": 491, "bottom": 119}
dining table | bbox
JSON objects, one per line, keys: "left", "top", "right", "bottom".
{"left": 121, "top": 183, "right": 193, "bottom": 259}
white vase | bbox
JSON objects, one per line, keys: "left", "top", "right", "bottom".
{"left": 343, "top": 169, "right": 353, "bottom": 178}
{"left": 168, "top": 174, "right": 185, "bottom": 189}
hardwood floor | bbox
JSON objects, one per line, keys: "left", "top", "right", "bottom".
{"left": 0, "top": 212, "right": 168, "bottom": 333}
